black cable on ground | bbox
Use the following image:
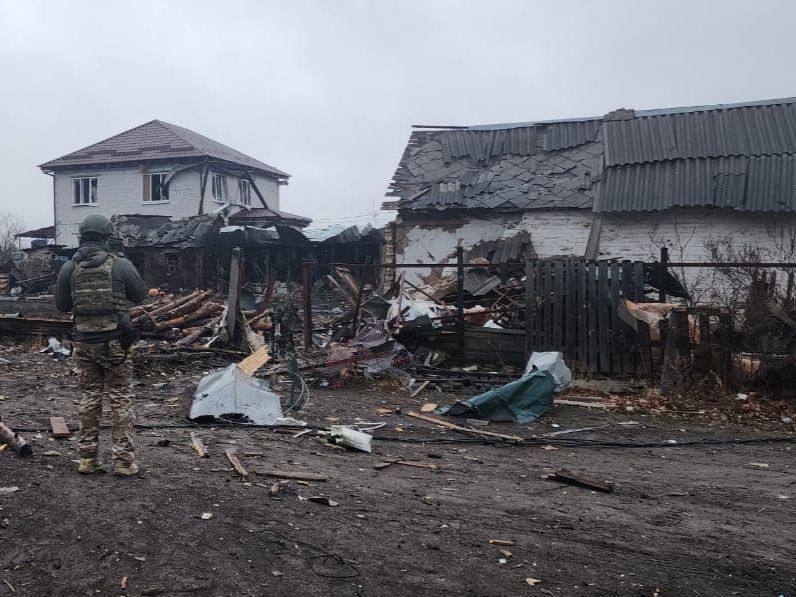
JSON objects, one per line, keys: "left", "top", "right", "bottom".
{"left": 8, "top": 420, "right": 795, "bottom": 449}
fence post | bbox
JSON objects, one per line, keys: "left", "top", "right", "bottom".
{"left": 456, "top": 246, "right": 465, "bottom": 355}
{"left": 226, "top": 248, "right": 243, "bottom": 341}
{"left": 302, "top": 261, "right": 313, "bottom": 351}
{"left": 659, "top": 247, "right": 669, "bottom": 303}
{"left": 525, "top": 259, "right": 533, "bottom": 357}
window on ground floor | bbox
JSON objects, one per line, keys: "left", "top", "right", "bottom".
{"left": 72, "top": 177, "right": 98, "bottom": 205}
{"left": 166, "top": 253, "right": 179, "bottom": 272}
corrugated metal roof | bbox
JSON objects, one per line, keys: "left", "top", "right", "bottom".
{"left": 543, "top": 120, "right": 600, "bottom": 151}
{"left": 605, "top": 102, "right": 796, "bottom": 166}
{"left": 40, "top": 120, "right": 289, "bottom": 178}
{"left": 389, "top": 96, "right": 796, "bottom": 215}
{"left": 598, "top": 155, "right": 796, "bottom": 212}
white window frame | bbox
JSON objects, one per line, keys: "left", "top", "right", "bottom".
{"left": 211, "top": 173, "right": 228, "bottom": 202}
{"left": 239, "top": 179, "right": 252, "bottom": 206}
{"left": 72, "top": 177, "right": 98, "bottom": 206}
{"left": 143, "top": 173, "right": 169, "bottom": 203}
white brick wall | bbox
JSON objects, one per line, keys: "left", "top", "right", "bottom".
{"left": 395, "top": 210, "right": 594, "bottom": 285}
{"left": 53, "top": 165, "right": 281, "bottom": 247}
{"left": 394, "top": 207, "right": 796, "bottom": 289}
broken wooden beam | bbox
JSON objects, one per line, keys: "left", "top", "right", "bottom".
{"left": 190, "top": 432, "right": 208, "bottom": 458}
{"left": 406, "top": 411, "right": 523, "bottom": 441}
{"left": 409, "top": 380, "right": 430, "bottom": 398}
{"left": 225, "top": 448, "right": 249, "bottom": 479}
{"left": 0, "top": 421, "right": 32, "bottom": 457}
{"left": 254, "top": 469, "right": 328, "bottom": 482}
{"left": 237, "top": 346, "right": 271, "bottom": 376}
{"left": 547, "top": 469, "right": 613, "bottom": 493}
{"left": 49, "top": 417, "right": 71, "bottom": 439}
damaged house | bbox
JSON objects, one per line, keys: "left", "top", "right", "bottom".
{"left": 384, "top": 97, "right": 796, "bottom": 288}
{"left": 39, "top": 119, "right": 301, "bottom": 247}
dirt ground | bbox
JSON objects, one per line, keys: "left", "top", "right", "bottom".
{"left": 0, "top": 344, "right": 794, "bottom": 597}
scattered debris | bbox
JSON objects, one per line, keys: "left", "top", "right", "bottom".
{"left": 190, "top": 364, "right": 283, "bottom": 426}
{"left": 329, "top": 425, "right": 373, "bottom": 453}
{"left": 49, "top": 416, "right": 70, "bottom": 439}
{"left": 419, "top": 402, "right": 438, "bottom": 412}
{"left": 307, "top": 496, "right": 339, "bottom": 507}
{"left": 525, "top": 577, "right": 542, "bottom": 586}
{"left": 547, "top": 469, "right": 613, "bottom": 493}
{"left": 0, "top": 487, "right": 21, "bottom": 494}
{"left": 488, "top": 539, "right": 515, "bottom": 546}
{"left": 190, "top": 432, "right": 208, "bottom": 458}
{"left": 407, "top": 411, "right": 523, "bottom": 442}
{"left": 437, "top": 352, "right": 571, "bottom": 424}
{"left": 224, "top": 448, "right": 249, "bottom": 480}
{"left": 255, "top": 470, "right": 328, "bottom": 482}
{"left": 0, "top": 420, "right": 32, "bottom": 457}
{"left": 200, "top": 512, "right": 213, "bottom": 520}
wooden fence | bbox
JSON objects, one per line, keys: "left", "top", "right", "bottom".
{"left": 525, "top": 259, "right": 646, "bottom": 374}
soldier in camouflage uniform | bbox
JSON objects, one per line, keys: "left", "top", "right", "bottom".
{"left": 55, "top": 215, "right": 146, "bottom": 476}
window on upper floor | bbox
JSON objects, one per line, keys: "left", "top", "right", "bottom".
{"left": 72, "top": 177, "right": 98, "bottom": 205}
{"left": 143, "top": 173, "right": 169, "bottom": 202}
{"left": 239, "top": 179, "right": 252, "bottom": 206}
{"left": 212, "top": 173, "right": 227, "bottom": 202}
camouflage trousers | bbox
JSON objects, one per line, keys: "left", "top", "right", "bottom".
{"left": 74, "top": 340, "right": 135, "bottom": 466}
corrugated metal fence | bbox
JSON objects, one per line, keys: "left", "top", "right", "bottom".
{"left": 525, "top": 259, "right": 646, "bottom": 374}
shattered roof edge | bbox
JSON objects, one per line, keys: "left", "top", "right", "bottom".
{"left": 410, "top": 96, "right": 796, "bottom": 132}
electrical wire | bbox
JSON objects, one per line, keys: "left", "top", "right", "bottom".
{"left": 9, "top": 420, "right": 794, "bottom": 450}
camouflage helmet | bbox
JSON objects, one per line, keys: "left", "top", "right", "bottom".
{"left": 79, "top": 214, "right": 113, "bottom": 237}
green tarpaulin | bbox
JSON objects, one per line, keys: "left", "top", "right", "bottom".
{"left": 438, "top": 370, "right": 556, "bottom": 424}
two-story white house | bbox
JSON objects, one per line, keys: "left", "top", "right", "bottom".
{"left": 39, "top": 120, "right": 291, "bottom": 247}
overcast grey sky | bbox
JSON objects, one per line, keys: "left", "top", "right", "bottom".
{"left": 1, "top": 0, "right": 795, "bottom": 230}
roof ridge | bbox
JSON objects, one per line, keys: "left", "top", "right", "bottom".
{"left": 38, "top": 119, "right": 180, "bottom": 168}
{"left": 156, "top": 120, "right": 256, "bottom": 162}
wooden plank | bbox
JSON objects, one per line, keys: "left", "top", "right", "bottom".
{"left": 548, "top": 469, "right": 613, "bottom": 493}
{"left": 410, "top": 380, "right": 431, "bottom": 398}
{"left": 525, "top": 259, "right": 534, "bottom": 357}
{"left": 552, "top": 260, "right": 563, "bottom": 351}
{"left": 255, "top": 469, "right": 328, "bottom": 481}
{"left": 541, "top": 262, "right": 552, "bottom": 350}
{"left": 49, "top": 417, "right": 70, "bottom": 439}
{"left": 620, "top": 260, "right": 635, "bottom": 373}
{"left": 237, "top": 346, "right": 271, "bottom": 376}
{"left": 374, "top": 460, "right": 439, "bottom": 471}
{"left": 530, "top": 260, "right": 539, "bottom": 351}
{"left": 226, "top": 248, "right": 243, "bottom": 340}
{"left": 597, "top": 261, "right": 610, "bottom": 373}
{"left": 190, "top": 432, "right": 208, "bottom": 458}
{"left": 586, "top": 261, "right": 599, "bottom": 372}
{"left": 632, "top": 261, "right": 645, "bottom": 302}
{"left": 577, "top": 260, "right": 588, "bottom": 367}
{"left": 406, "top": 412, "right": 523, "bottom": 441}
{"left": 609, "top": 260, "right": 622, "bottom": 373}
{"left": 225, "top": 448, "right": 249, "bottom": 479}
{"left": 565, "top": 259, "right": 576, "bottom": 362}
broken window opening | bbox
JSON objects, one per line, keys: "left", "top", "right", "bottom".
{"left": 239, "top": 179, "right": 251, "bottom": 206}
{"left": 143, "top": 173, "right": 169, "bottom": 202}
{"left": 166, "top": 253, "right": 179, "bottom": 272}
{"left": 212, "top": 174, "right": 228, "bottom": 202}
{"left": 72, "top": 177, "right": 98, "bottom": 205}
